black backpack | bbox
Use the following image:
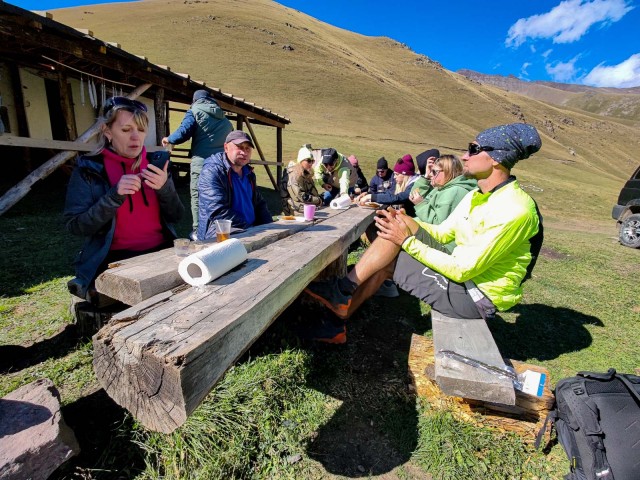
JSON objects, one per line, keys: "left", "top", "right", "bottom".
{"left": 536, "top": 369, "right": 640, "bottom": 480}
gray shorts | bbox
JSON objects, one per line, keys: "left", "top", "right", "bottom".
{"left": 392, "top": 229, "right": 488, "bottom": 319}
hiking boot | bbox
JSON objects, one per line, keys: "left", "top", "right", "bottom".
{"left": 304, "top": 277, "right": 352, "bottom": 319}
{"left": 375, "top": 279, "right": 399, "bottom": 298}
{"left": 295, "top": 316, "right": 347, "bottom": 344}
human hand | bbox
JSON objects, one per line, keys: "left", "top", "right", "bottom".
{"left": 116, "top": 174, "right": 142, "bottom": 196}
{"left": 354, "top": 187, "right": 361, "bottom": 195}
{"left": 161, "top": 137, "right": 170, "bottom": 147}
{"left": 358, "top": 194, "right": 372, "bottom": 205}
{"left": 374, "top": 209, "right": 418, "bottom": 246}
{"left": 141, "top": 160, "right": 169, "bottom": 190}
{"left": 323, "top": 183, "right": 332, "bottom": 192}
{"left": 301, "top": 192, "right": 311, "bottom": 202}
{"left": 409, "top": 190, "right": 424, "bottom": 205}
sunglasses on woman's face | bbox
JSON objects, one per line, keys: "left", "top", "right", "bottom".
{"left": 467, "top": 143, "right": 494, "bottom": 156}
{"left": 431, "top": 169, "right": 442, "bottom": 177}
{"left": 103, "top": 96, "right": 148, "bottom": 116}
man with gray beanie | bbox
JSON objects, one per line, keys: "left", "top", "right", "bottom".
{"left": 162, "top": 90, "right": 233, "bottom": 239}
{"left": 306, "top": 123, "right": 543, "bottom": 327}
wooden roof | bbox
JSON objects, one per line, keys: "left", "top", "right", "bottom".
{"left": 0, "top": 1, "right": 290, "bottom": 128}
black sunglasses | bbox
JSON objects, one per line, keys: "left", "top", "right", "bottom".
{"left": 103, "top": 96, "right": 148, "bottom": 115}
{"left": 468, "top": 143, "right": 494, "bottom": 156}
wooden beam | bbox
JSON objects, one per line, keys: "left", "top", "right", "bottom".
{"left": 0, "top": 135, "right": 166, "bottom": 152}
{"left": 431, "top": 311, "right": 515, "bottom": 405}
{"left": 244, "top": 120, "right": 278, "bottom": 191}
{"left": 93, "top": 206, "right": 375, "bottom": 432}
{"left": 276, "top": 127, "right": 283, "bottom": 188}
{"left": 0, "top": 83, "right": 152, "bottom": 216}
{"left": 57, "top": 70, "right": 77, "bottom": 140}
{"left": 8, "top": 64, "right": 29, "bottom": 137}
{"left": 154, "top": 88, "right": 166, "bottom": 145}
{"left": 95, "top": 209, "right": 344, "bottom": 305}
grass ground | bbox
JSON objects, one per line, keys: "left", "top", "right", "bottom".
{"left": 1, "top": 171, "right": 638, "bottom": 479}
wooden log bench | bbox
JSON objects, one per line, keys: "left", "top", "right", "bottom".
{"left": 408, "top": 333, "right": 554, "bottom": 443}
{"left": 431, "top": 311, "right": 516, "bottom": 405}
{"left": 94, "top": 209, "right": 344, "bottom": 306}
{"left": 92, "top": 206, "right": 375, "bottom": 433}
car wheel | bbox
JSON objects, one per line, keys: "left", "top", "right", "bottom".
{"left": 619, "top": 213, "right": 640, "bottom": 248}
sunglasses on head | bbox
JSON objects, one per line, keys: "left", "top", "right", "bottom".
{"left": 468, "top": 143, "right": 494, "bottom": 156}
{"left": 103, "top": 96, "right": 148, "bottom": 116}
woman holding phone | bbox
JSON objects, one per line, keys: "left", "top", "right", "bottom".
{"left": 64, "top": 96, "right": 184, "bottom": 303}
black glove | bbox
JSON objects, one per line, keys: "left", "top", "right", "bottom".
{"left": 301, "top": 192, "right": 311, "bottom": 202}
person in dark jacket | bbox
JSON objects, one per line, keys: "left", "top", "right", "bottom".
{"left": 162, "top": 90, "right": 233, "bottom": 237}
{"left": 369, "top": 157, "right": 396, "bottom": 194}
{"left": 348, "top": 155, "right": 369, "bottom": 195}
{"left": 197, "top": 130, "right": 273, "bottom": 240}
{"left": 64, "top": 96, "right": 184, "bottom": 303}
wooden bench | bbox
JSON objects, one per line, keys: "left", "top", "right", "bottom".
{"left": 431, "top": 311, "right": 515, "bottom": 405}
{"left": 92, "top": 206, "right": 375, "bottom": 433}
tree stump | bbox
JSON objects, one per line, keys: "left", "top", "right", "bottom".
{"left": 0, "top": 378, "right": 80, "bottom": 479}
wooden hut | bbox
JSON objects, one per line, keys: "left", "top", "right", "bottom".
{"left": 0, "top": 1, "right": 290, "bottom": 215}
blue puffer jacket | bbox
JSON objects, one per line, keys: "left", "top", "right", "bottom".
{"left": 166, "top": 99, "right": 233, "bottom": 158}
{"left": 63, "top": 152, "right": 184, "bottom": 299}
{"left": 197, "top": 152, "right": 273, "bottom": 240}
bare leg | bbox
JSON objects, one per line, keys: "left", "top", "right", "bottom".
{"left": 346, "top": 259, "right": 395, "bottom": 316}
{"left": 347, "top": 235, "right": 401, "bottom": 285}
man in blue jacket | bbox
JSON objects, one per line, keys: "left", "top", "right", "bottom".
{"left": 162, "top": 90, "right": 233, "bottom": 237}
{"left": 197, "top": 130, "right": 273, "bottom": 240}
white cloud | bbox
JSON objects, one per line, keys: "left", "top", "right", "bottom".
{"left": 546, "top": 56, "right": 580, "bottom": 82}
{"left": 582, "top": 53, "right": 640, "bottom": 87}
{"left": 530, "top": 45, "right": 537, "bottom": 53}
{"left": 506, "top": 0, "right": 633, "bottom": 47}
{"left": 521, "top": 62, "right": 532, "bottom": 77}
{"left": 542, "top": 49, "right": 553, "bottom": 59}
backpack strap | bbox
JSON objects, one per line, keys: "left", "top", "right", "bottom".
{"left": 562, "top": 380, "right": 614, "bottom": 479}
{"left": 534, "top": 410, "right": 556, "bottom": 449}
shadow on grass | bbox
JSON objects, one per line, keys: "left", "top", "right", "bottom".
{"left": 488, "top": 303, "right": 604, "bottom": 362}
{"left": 0, "top": 323, "right": 81, "bottom": 373}
{"left": 252, "top": 289, "right": 427, "bottom": 477}
{"left": 51, "top": 389, "right": 145, "bottom": 480}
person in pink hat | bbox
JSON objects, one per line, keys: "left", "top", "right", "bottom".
{"left": 357, "top": 154, "right": 420, "bottom": 216}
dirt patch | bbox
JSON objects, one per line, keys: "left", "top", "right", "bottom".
{"left": 540, "top": 246, "right": 571, "bottom": 260}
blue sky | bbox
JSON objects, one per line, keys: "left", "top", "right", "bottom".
{"left": 9, "top": 0, "right": 640, "bottom": 88}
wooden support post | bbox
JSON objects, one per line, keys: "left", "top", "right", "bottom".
{"left": 245, "top": 120, "right": 278, "bottom": 191}
{"left": 8, "top": 64, "right": 29, "bottom": 137}
{"left": 154, "top": 88, "right": 166, "bottom": 145}
{"left": 276, "top": 127, "right": 283, "bottom": 188}
{"left": 236, "top": 114, "right": 244, "bottom": 131}
{"left": 0, "top": 83, "right": 152, "bottom": 217}
{"left": 57, "top": 71, "right": 78, "bottom": 140}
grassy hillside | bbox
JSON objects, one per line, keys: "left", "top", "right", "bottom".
{"left": 3, "top": 1, "right": 639, "bottom": 478}
{"left": 51, "top": 0, "right": 638, "bottom": 228}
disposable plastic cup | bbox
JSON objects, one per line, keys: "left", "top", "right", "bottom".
{"left": 215, "top": 219, "right": 232, "bottom": 243}
{"left": 303, "top": 204, "right": 316, "bottom": 221}
{"left": 173, "top": 238, "right": 190, "bottom": 257}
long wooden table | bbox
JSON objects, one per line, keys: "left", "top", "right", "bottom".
{"left": 92, "top": 206, "right": 375, "bottom": 433}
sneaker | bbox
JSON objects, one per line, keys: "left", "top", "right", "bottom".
{"left": 296, "top": 316, "right": 347, "bottom": 344}
{"left": 304, "top": 277, "right": 352, "bottom": 319}
{"left": 375, "top": 279, "right": 399, "bottom": 298}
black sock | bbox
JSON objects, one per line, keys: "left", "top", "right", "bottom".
{"left": 337, "top": 276, "right": 357, "bottom": 295}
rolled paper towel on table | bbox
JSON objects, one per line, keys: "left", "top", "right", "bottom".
{"left": 178, "top": 238, "right": 248, "bottom": 287}
{"left": 330, "top": 195, "right": 351, "bottom": 209}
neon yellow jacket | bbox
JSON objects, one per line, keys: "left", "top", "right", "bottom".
{"left": 313, "top": 154, "right": 357, "bottom": 196}
{"left": 401, "top": 178, "right": 540, "bottom": 311}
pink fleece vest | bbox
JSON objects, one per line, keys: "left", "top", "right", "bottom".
{"left": 103, "top": 147, "right": 165, "bottom": 251}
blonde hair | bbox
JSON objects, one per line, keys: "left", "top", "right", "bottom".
{"left": 93, "top": 106, "right": 149, "bottom": 172}
{"left": 434, "top": 154, "right": 463, "bottom": 185}
{"left": 395, "top": 174, "right": 408, "bottom": 195}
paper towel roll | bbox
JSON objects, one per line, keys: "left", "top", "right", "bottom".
{"left": 178, "top": 238, "right": 248, "bottom": 287}
{"left": 330, "top": 195, "right": 351, "bottom": 209}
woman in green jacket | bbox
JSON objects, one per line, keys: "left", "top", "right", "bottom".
{"left": 409, "top": 154, "right": 477, "bottom": 252}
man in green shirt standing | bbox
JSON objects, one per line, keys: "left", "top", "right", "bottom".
{"left": 306, "top": 123, "right": 543, "bottom": 322}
